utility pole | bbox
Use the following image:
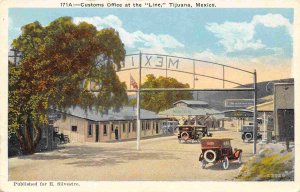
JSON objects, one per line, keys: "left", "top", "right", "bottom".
{"left": 193, "top": 60, "right": 195, "bottom": 89}
{"left": 136, "top": 52, "right": 142, "bottom": 150}
{"left": 253, "top": 70, "right": 257, "bottom": 154}
{"left": 165, "top": 56, "right": 168, "bottom": 78}
{"left": 223, "top": 65, "right": 225, "bottom": 88}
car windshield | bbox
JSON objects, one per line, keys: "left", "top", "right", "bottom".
{"left": 223, "top": 140, "right": 231, "bottom": 146}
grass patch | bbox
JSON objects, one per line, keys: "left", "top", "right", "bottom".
{"left": 237, "top": 149, "right": 293, "bottom": 181}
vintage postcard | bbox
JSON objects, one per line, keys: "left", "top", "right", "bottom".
{"left": 0, "top": 0, "right": 299, "bottom": 192}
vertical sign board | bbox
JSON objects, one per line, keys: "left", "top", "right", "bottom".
{"left": 274, "top": 83, "right": 294, "bottom": 142}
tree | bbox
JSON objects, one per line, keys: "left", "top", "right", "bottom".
{"left": 9, "top": 17, "right": 127, "bottom": 154}
{"left": 130, "top": 74, "right": 193, "bottom": 113}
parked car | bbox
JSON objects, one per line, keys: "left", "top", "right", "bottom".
{"left": 54, "top": 131, "right": 70, "bottom": 144}
{"left": 241, "top": 125, "right": 262, "bottom": 142}
{"left": 161, "top": 121, "right": 178, "bottom": 134}
{"left": 178, "top": 125, "right": 212, "bottom": 143}
{"left": 199, "top": 138, "right": 242, "bottom": 169}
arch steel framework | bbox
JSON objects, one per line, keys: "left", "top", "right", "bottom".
{"left": 119, "top": 52, "right": 258, "bottom": 154}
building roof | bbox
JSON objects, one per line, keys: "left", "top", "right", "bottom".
{"left": 173, "top": 100, "right": 209, "bottom": 106}
{"left": 201, "top": 137, "right": 232, "bottom": 140}
{"left": 199, "top": 108, "right": 225, "bottom": 120}
{"left": 159, "top": 106, "right": 199, "bottom": 116}
{"left": 247, "top": 101, "right": 274, "bottom": 112}
{"left": 63, "top": 106, "right": 164, "bottom": 121}
{"left": 159, "top": 106, "right": 225, "bottom": 120}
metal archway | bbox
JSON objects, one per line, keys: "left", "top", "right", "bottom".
{"left": 119, "top": 52, "right": 258, "bottom": 154}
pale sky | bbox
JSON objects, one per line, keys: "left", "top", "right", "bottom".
{"left": 9, "top": 8, "right": 293, "bottom": 89}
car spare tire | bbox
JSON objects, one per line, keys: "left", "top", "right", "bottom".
{"left": 181, "top": 131, "right": 189, "bottom": 140}
{"left": 245, "top": 132, "right": 253, "bottom": 140}
{"left": 204, "top": 150, "right": 216, "bottom": 163}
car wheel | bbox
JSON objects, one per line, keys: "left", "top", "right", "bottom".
{"left": 204, "top": 150, "right": 216, "bottom": 163}
{"left": 238, "top": 153, "right": 242, "bottom": 164}
{"left": 181, "top": 131, "right": 189, "bottom": 141}
{"left": 200, "top": 160, "right": 206, "bottom": 169}
{"left": 222, "top": 156, "right": 229, "bottom": 170}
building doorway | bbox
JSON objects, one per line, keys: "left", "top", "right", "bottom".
{"left": 277, "top": 109, "right": 294, "bottom": 141}
{"left": 95, "top": 124, "right": 99, "bottom": 142}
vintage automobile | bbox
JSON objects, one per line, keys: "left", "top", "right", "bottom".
{"left": 199, "top": 138, "right": 242, "bottom": 169}
{"left": 241, "top": 125, "right": 262, "bottom": 142}
{"left": 178, "top": 125, "right": 212, "bottom": 143}
{"left": 161, "top": 121, "right": 178, "bottom": 134}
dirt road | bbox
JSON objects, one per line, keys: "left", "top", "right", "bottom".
{"left": 9, "top": 127, "right": 255, "bottom": 181}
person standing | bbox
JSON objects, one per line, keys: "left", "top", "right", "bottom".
{"left": 115, "top": 127, "right": 119, "bottom": 140}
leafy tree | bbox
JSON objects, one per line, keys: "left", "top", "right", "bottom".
{"left": 130, "top": 74, "right": 193, "bottom": 113}
{"left": 9, "top": 17, "right": 127, "bottom": 154}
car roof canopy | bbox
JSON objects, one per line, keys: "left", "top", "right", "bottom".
{"left": 201, "top": 137, "right": 232, "bottom": 141}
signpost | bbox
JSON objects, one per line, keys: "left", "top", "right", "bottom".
{"left": 136, "top": 52, "right": 142, "bottom": 150}
{"left": 47, "top": 110, "right": 62, "bottom": 150}
{"left": 48, "top": 111, "right": 62, "bottom": 125}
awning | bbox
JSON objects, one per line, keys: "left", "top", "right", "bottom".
{"left": 247, "top": 101, "right": 274, "bottom": 112}
{"left": 223, "top": 109, "right": 254, "bottom": 117}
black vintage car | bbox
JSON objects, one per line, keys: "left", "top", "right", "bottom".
{"left": 178, "top": 125, "right": 212, "bottom": 143}
{"left": 241, "top": 125, "right": 262, "bottom": 142}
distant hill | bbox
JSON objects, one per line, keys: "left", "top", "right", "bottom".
{"left": 128, "top": 78, "right": 294, "bottom": 111}
{"left": 193, "top": 78, "right": 294, "bottom": 110}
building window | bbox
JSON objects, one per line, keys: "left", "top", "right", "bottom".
{"left": 71, "top": 126, "right": 77, "bottom": 132}
{"left": 111, "top": 124, "right": 114, "bottom": 132}
{"left": 88, "top": 124, "right": 93, "bottom": 136}
{"left": 122, "top": 124, "right": 125, "bottom": 133}
{"left": 103, "top": 124, "right": 107, "bottom": 135}
{"left": 133, "top": 122, "right": 136, "bottom": 132}
{"left": 128, "top": 123, "right": 131, "bottom": 133}
{"left": 142, "top": 122, "right": 144, "bottom": 130}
